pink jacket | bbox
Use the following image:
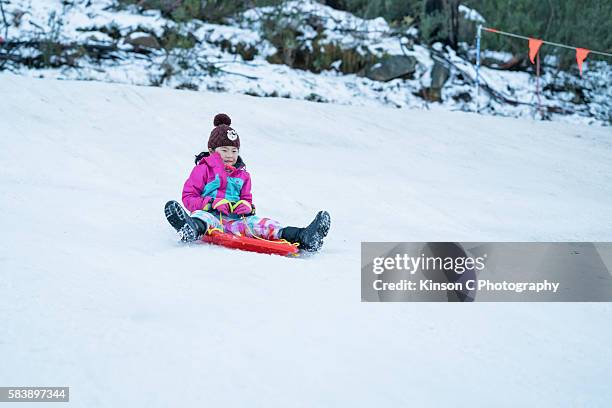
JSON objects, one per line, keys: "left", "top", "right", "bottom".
{"left": 182, "top": 152, "right": 253, "bottom": 213}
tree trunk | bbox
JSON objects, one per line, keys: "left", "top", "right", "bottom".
{"left": 424, "top": 0, "right": 459, "bottom": 49}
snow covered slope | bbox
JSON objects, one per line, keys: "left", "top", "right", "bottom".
{"left": 1, "top": 74, "right": 611, "bottom": 407}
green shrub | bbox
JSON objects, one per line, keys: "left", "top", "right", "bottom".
{"left": 324, "top": 0, "right": 421, "bottom": 25}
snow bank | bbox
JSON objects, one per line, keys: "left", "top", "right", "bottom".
{"left": 2, "top": 0, "right": 610, "bottom": 125}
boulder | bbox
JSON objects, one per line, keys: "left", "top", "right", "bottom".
{"left": 430, "top": 60, "right": 450, "bottom": 90}
{"left": 422, "top": 60, "right": 451, "bottom": 102}
{"left": 365, "top": 55, "right": 417, "bottom": 82}
{"left": 125, "top": 33, "right": 161, "bottom": 50}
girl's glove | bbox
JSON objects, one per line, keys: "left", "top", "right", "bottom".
{"left": 202, "top": 196, "right": 213, "bottom": 211}
{"left": 211, "top": 198, "right": 231, "bottom": 215}
{"left": 231, "top": 200, "right": 253, "bottom": 216}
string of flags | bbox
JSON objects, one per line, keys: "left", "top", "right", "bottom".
{"left": 474, "top": 25, "right": 612, "bottom": 113}
{"left": 482, "top": 26, "right": 611, "bottom": 76}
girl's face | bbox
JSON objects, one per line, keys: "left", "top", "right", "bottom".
{"left": 211, "top": 146, "right": 238, "bottom": 166}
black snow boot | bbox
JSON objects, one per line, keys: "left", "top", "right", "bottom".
{"left": 279, "top": 211, "right": 331, "bottom": 252}
{"left": 164, "top": 200, "right": 207, "bottom": 243}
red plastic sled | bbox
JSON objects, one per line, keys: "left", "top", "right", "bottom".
{"left": 201, "top": 229, "right": 299, "bottom": 256}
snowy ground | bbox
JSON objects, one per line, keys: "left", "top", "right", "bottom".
{"left": 1, "top": 74, "right": 612, "bottom": 407}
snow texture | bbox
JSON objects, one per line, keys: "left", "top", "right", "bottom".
{"left": 459, "top": 4, "right": 486, "bottom": 23}
{"left": 1, "top": 74, "right": 612, "bottom": 406}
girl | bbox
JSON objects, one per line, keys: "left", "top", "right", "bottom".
{"left": 164, "top": 113, "right": 331, "bottom": 252}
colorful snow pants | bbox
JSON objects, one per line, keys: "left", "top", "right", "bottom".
{"left": 191, "top": 210, "right": 283, "bottom": 240}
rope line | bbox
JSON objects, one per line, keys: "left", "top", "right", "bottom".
{"left": 482, "top": 27, "right": 612, "bottom": 57}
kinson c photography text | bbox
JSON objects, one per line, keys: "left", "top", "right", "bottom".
{"left": 371, "top": 253, "right": 560, "bottom": 294}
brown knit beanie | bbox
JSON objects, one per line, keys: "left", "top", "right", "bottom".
{"left": 208, "top": 113, "right": 240, "bottom": 151}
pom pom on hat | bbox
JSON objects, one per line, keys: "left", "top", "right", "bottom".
{"left": 213, "top": 113, "right": 231, "bottom": 126}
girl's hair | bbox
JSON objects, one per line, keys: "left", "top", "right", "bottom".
{"left": 194, "top": 151, "right": 207, "bottom": 164}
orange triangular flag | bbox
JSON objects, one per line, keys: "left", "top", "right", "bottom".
{"left": 575, "top": 48, "right": 591, "bottom": 75}
{"left": 528, "top": 38, "right": 543, "bottom": 64}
